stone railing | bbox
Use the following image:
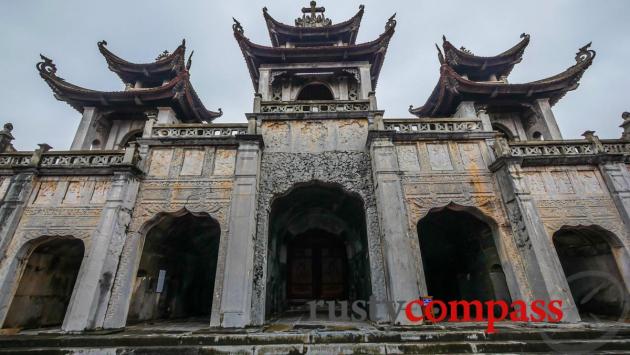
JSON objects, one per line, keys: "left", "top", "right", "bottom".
{"left": 0, "top": 152, "right": 32, "bottom": 167}
{"left": 151, "top": 123, "right": 248, "bottom": 138}
{"left": 601, "top": 140, "right": 630, "bottom": 154}
{"left": 40, "top": 151, "right": 125, "bottom": 168}
{"left": 495, "top": 139, "right": 630, "bottom": 158}
{"left": 384, "top": 118, "right": 483, "bottom": 133}
{"left": 0, "top": 150, "right": 135, "bottom": 170}
{"left": 260, "top": 100, "right": 370, "bottom": 113}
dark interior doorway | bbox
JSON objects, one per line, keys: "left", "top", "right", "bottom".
{"left": 3, "top": 237, "right": 84, "bottom": 329}
{"left": 417, "top": 207, "right": 511, "bottom": 319}
{"left": 287, "top": 230, "right": 347, "bottom": 302}
{"left": 553, "top": 227, "right": 629, "bottom": 321}
{"left": 266, "top": 183, "right": 371, "bottom": 319}
{"left": 296, "top": 83, "right": 334, "bottom": 100}
{"left": 127, "top": 213, "right": 220, "bottom": 324}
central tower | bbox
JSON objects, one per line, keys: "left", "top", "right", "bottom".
{"left": 234, "top": 2, "right": 395, "bottom": 124}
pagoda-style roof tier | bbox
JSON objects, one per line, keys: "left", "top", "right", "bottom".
{"left": 233, "top": 15, "right": 396, "bottom": 90}
{"left": 442, "top": 33, "right": 530, "bottom": 81}
{"left": 410, "top": 43, "right": 595, "bottom": 118}
{"left": 37, "top": 55, "right": 221, "bottom": 122}
{"left": 263, "top": 5, "right": 364, "bottom": 47}
{"left": 98, "top": 40, "right": 187, "bottom": 86}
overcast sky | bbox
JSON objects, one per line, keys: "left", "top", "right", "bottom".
{"left": 1, "top": 0, "right": 628, "bottom": 150}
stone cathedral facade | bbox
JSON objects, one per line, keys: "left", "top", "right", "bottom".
{"left": 0, "top": 2, "right": 629, "bottom": 333}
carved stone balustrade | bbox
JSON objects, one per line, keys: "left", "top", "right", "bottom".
{"left": 40, "top": 151, "right": 126, "bottom": 168}
{"left": 260, "top": 100, "right": 370, "bottom": 113}
{"left": 151, "top": 123, "right": 248, "bottom": 138}
{"left": 491, "top": 138, "right": 630, "bottom": 168}
{"left": 0, "top": 153, "right": 32, "bottom": 168}
{"left": 384, "top": 118, "right": 483, "bottom": 133}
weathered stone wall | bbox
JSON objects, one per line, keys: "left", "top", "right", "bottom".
{"left": 103, "top": 145, "right": 236, "bottom": 329}
{"left": 395, "top": 139, "right": 532, "bottom": 304}
{"left": 0, "top": 175, "right": 113, "bottom": 326}
{"left": 521, "top": 165, "right": 629, "bottom": 244}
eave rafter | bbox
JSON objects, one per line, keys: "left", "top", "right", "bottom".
{"left": 262, "top": 5, "right": 365, "bottom": 47}
{"left": 97, "top": 39, "right": 187, "bottom": 84}
{"left": 410, "top": 43, "right": 596, "bottom": 117}
{"left": 36, "top": 54, "right": 221, "bottom": 122}
{"left": 442, "top": 33, "right": 530, "bottom": 79}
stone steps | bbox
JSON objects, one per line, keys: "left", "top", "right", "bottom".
{"left": 1, "top": 326, "right": 630, "bottom": 354}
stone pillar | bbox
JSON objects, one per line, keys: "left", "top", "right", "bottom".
{"left": 62, "top": 165, "right": 140, "bottom": 331}
{"left": 453, "top": 101, "right": 476, "bottom": 118}
{"left": 71, "top": 107, "right": 101, "bottom": 150}
{"left": 621, "top": 112, "right": 630, "bottom": 140}
{"left": 476, "top": 108, "right": 493, "bottom": 132}
{"left": 0, "top": 144, "right": 51, "bottom": 259}
{"left": 600, "top": 162, "right": 630, "bottom": 232}
{"left": 533, "top": 98, "right": 563, "bottom": 140}
{"left": 216, "top": 139, "right": 261, "bottom": 328}
{"left": 258, "top": 69, "right": 271, "bottom": 101}
{"left": 0, "top": 173, "right": 35, "bottom": 261}
{"left": 493, "top": 156, "right": 580, "bottom": 322}
{"left": 359, "top": 65, "right": 372, "bottom": 100}
{"left": 156, "top": 107, "right": 177, "bottom": 124}
{"left": 370, "top": 136, "right": 421, "bottom": 323}
{"left": 0, "top": 123, "right": 15, "bottom": 152}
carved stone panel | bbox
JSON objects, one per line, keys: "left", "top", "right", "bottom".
{"left": 34, "top": 182, "right": 57, "bottom": 205}
{"left": 213, "top": 149, "right": 236, "bottom": 176}
{"left": 427, "top": 144, "right": 453, "bottom": 171}
{"left": 148, "top": 149, "right": 173, "bottom": 177}
{"left": 458, "top": 143, "right": 485, "bottom": 170}
{"left": 396, "top": 145, "right": 420, "bottom": 172}
{"left": 63, "top": 181, "right": 83, "bottom": 204}
{"left": 180, "top": 149, "right": 205, "bottom": 176}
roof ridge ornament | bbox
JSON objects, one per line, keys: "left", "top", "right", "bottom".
{"left": 155, "top": 50, "right": 170, "bottom": 61}
{"left": 295, "top": 1, "right": 332, "bottom": 28}
{"left": 575, "top": 42, "right": 596, "bottom": 63}
{"left": 186, "top": 51, "right": 194, "bottom": 71}
{"left": 36, "top": 54, "right": 58, "bottom": 77}
{"left": 435, "top": 44, "right": 445, "bottom": 64}
{"left": 233, "top": 18, "right": 244, "bottom": 34}
{"left": 385, "top": 13, "right": 397, "bottom": 31}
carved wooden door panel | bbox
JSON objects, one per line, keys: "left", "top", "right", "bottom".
{"left": 287, "top": 232, "right": 347, "bottom": 301}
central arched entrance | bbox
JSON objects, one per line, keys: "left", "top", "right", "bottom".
{"left": 266, "top": 183, "right": 371, "bottom": 319}
{"left": 127, "top": 212, "right": 220, "bottom": 324}
{"left": 417, "top": 206, "right": 512, "bottom": 319}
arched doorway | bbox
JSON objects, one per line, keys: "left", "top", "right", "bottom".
{"left": 553, "top": 226, "right": 630, "bottom": 320}
{"left": 417, "top": 206, "right": 511, "bottom": 318}
{"left": 3, "top": 237, "right": 84, "bottom": 329}
{"left": 127, "top": 212, "right": 220, "bottom": 324}
{"left": 266, "top": 183, "right": 371, "bottom": 319}
{"left": 296, "top": 83, "right": 334, "bottom": 100}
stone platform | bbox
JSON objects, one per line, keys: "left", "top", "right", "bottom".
{"left": 1, "top": 320, "right": 630, "bottom": 354}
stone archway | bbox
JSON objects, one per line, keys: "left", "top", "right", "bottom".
{"left": 2, "top": 236, "right": 84, "bottom": 329}
{"left": 552, "top": 226, "right": 630, "bottom": 321}
{"left": 417, "top": 205, "right": 512, "bottom": 318}
{"left": 126, "top": 212, "right": 221, "bottom": 324}
{"left": 265, "top": 182, "right": 371, "bottom": 319}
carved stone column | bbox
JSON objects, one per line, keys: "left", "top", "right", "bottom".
{"left": 0, "top": 173, "right": 36, "bottom": 261}
{"left": 71, "top": 107, "right": 102, "bottom": 150}
{"left": 369, "top": 135, "right": 421, "bottom": 323}
{"left": 63, "top": 168, "right": 140, "bottom": 331}
{"left": 532, "top": 98, "right": 563, "bottom": 140}
{"left": 216, "top": 139, "right": 261, "bottom": 328}
{"left": 493, "top": 157, "right": 580, "bottom": 322}
{"left": 0, "top": 144, "right": 51, "bottom": 260}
